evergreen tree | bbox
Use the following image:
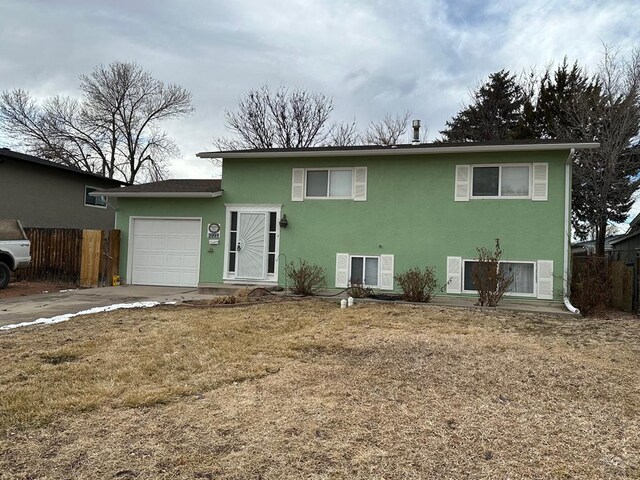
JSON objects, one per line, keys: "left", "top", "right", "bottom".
{"left": 438, "top": 70, "right": 534, "bottom": 142}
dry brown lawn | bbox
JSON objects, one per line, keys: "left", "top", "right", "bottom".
{"left": 0, "top": 299, "right": 639, "bottom": 479}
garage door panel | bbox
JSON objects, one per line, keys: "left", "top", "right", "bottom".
{"left": 151, "top": 237, "right": 167, "bottom": 250}
{"left": 183, "top": 256, "right": 199, "bottom": 268}
{"left": 166, "top": 256, "right": 183, "bottom": 268}
{"left": 130, "top": 218, "right": 201, "bottom": 287}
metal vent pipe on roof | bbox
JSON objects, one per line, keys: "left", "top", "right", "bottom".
{"left": 412, "top": 119, "right": 421, "bottom": 145}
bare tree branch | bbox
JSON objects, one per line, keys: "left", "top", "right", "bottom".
{"left": 363, "top": 111, "right": 411, "bottom": 145}
{"left": 0, "top": 61, "right": 193, "bottom": 183}
{"left": 215, "top": 85, "right": 333, "bottom": 149}
{"left": 328, "top": 120, "right": 360, "bottom": 146}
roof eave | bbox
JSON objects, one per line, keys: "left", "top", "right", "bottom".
{"left": 609, "top": 230, "right": 640, "bottom": 245}
{"left": 90, "top": 191, "right": 223, "bottom": 198}
{"left": 197, "top": 142, "right": 600, "bottom": 159}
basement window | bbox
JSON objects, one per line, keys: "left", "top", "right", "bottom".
{"left": 350, "top": 256, "right": 379, "bottom": 287}
{"left": 462, "top": 260, "right": 535, "bottom": 296}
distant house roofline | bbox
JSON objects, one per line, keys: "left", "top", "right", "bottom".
{"left": 197, "top": 139, "right": 600, "bottom": 159}
{"left": 91, "top": 179, "right": 222, "bottom": 198}
{"left": 0, "top": 147, "right": 128, "bottom": 185}
{"left": 609, "top": 229, "right": 640, "bottom": 246}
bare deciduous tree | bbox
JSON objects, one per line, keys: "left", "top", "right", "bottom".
{"left": 0, "top": 61, "right": 193, "bottom": 183}
{"left": 215, "top": 85, "right": 334, "bottom": 150}
{"left": 363, "top": 111, "right": 411, "bottom": 145}
{"left": 328, "top": 120, "right": 360, "bottom": 146}
{"left": 565, "top": 46, "right": 640, "bottom": 255}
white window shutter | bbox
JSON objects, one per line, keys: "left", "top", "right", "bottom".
{"left": 532, "top": 163, "right": 548, "bottom": 201}
{"left": 292, "top": 168, "right": 304, "bottom": 201}
{"left": 353, "top": 167, "right": 367, "bottom": 201}
{"left": 537, "top": 260, "right": 554, "bottom": 299}
{"left": 379, "top": 254, "right": 394, "bottom": 290}
{"left": 446, "top": 256, "right": 462, "bottom": 293}
{"left": 455, "top": 165, "right": 470, "bottom": 201}
{"left": 335, "top": 253, "right": 349, "bottom": 288}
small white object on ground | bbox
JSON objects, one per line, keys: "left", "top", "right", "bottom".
{"left": 340, "top": 299, "right": 347, "bottom": 309}
{"left": 348, "top": 297, "right": 354, "bottom": 307}
{"left": 0, "top": 301, "right": 177, "bottom": 331}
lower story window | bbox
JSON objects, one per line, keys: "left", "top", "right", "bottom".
{"left": 350, "top": 256, "right": 379, "bottom": 286}
{"left": 463, "top": 260, "right": 535, "bottom": 295}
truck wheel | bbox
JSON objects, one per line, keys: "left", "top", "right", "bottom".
{"left": 0, "top": 262, "right": 9, "bottom": 289}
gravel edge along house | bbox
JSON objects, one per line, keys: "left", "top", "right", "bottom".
{"left": 93, "top": 140, "right": 599, "bottom": 311}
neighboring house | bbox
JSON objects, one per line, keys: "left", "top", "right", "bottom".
{"left": 610, "top": 232, "right": 640, "bottom": 265}
{"left": 609, "top": 213, "right": 640, "bottom": 265}
{"left": 95, "top": 140, "right": 598, "bottom": 308}
{"left": 0, "top": 148, "right": 126, "bottom": 230}
{"left": 571, "top": 235, "right": 625, "bottom": 257}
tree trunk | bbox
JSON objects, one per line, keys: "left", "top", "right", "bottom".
{"left": 595, "top": 218, "right": 607, "bottom": 257}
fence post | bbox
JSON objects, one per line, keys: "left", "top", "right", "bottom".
{"left": 80, "top": 230, "right": 103, "bottom": 288}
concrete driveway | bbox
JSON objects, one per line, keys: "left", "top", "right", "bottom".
{"left": 0, "top": 286, "right": 211, "bottom": 328}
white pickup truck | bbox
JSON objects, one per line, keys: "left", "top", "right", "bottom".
{"left": 0, "top": 219, "right": 32, "bottom": 289}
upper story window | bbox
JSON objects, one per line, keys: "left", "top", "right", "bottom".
{"left": 292, "top": 167, "right": 367, "bottom": 202}
{"left": 472, "top": 165, "right": 530, "bottom": 198}
{"left": 84, "top": 186, "right": 107, "bottom": 208}
{"left": 455, "top": 163, "right": 548, "bottom": 202}
{"left": 306, "top": 169, "right": 353, "bottom": 198}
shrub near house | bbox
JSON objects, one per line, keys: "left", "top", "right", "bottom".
{"left": 98, "top": 140, "right": 598, "bottom": 309}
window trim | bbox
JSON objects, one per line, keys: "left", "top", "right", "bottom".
{"left": 470, "top": 164, "right": 532, "bottom": 200}
{"left": 304, "top": 167, "right": 355, "bottom": 200}
{"left": 84, "top": 186, "right": 108, "bottom": 208}
{"left": 349, "top": 254, "right": 380, "bottom": 288}
{"left": 461, "top": 259, "right": 537, "bottom": 297}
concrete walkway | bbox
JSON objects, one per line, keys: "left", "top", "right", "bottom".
{"left": 0, "top": 286, "right": 219, "bottom": 327}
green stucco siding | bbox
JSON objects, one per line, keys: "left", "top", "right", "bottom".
{"left": 116, "top": 149, "right": 568, "bottom": 301}
{"left": 222, "top": 150, "right": 567, "bottom": 300}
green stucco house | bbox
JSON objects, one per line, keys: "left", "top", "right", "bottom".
{"left": 94, "top": 140, "right": 598, "bottom": 308}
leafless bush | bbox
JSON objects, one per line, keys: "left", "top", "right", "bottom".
{"left": 570, "top": 256, "right": 612, "bottom": 316}
{"left": 208, "top": 295, "right": 237, "bottom": 305}
{"left": 395, "top": 266, "right": 440, "bottom": 303}
{"left": 347, "top": 281, "right": 373, "bottom": 298}
{"left": 285, "top": 259, "right": 327, "bottom": 296}
{"left": 473, "top": 239, "right": 514, "bottom": 307}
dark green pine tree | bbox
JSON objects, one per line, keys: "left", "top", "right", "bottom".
{"left": 534, "top": 58, "right": 600, "bottom": 139}
{"left": 438, "top": 70, "right": 535, "bottom": 142}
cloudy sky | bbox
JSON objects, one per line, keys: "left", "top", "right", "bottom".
{"left": 1, "top": 0, "right": 639, "bottom": 193}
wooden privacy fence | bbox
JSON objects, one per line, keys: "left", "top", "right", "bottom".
{"left": 17, "top": 228, "right": 120, "bottom": 287}
{"left": 571, "top": 256, "right": 633, "bottom": 312}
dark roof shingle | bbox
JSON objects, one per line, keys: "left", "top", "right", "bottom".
{"left": 93, "top": 179, "right": 222, "bottom": 197}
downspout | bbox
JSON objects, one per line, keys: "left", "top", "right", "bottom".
{"left": 563, "top": 148, "right": 580, "bottom": 315}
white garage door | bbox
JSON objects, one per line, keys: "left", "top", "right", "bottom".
{"left": 130, "top": 218, "right": 201, "bottom": 287}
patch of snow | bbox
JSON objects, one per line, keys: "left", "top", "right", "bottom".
{"left": 58, "top": 289, "right": 79, "bottom": 293}
{"left": 0, "top": 301, "right": 177, "bottom": 331}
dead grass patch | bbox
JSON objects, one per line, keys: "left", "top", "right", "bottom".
{"left": 0, "top": 301, "right": 639, "bottom": 479}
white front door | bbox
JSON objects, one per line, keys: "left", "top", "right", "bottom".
{"left": 225, "top": 205, "right": 281, "bottom": 283}
{"left": 236, "top": 211, "right": 268, "bottom": 279}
